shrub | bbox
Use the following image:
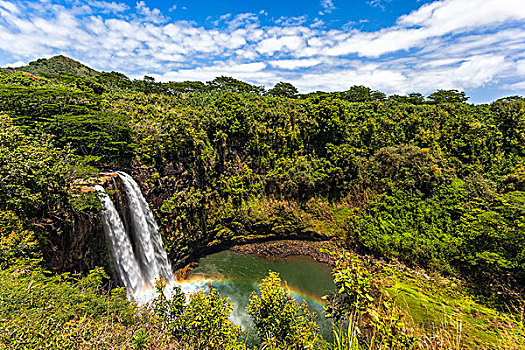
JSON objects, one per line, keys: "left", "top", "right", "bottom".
{"left": 323, "top": 250, "right": 420, "bottom": 349}
{"left": 247, "top": 271, "right": 323, "bottom": 349}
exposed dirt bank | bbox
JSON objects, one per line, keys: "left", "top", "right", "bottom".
{"left": 230, "top": 239, "right": 341, "bottom": 266}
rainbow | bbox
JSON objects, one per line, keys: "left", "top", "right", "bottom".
{"left": 131, "top": 272, "right": 332, "bottom": 336}
{"left": 178, "top": 274, "right": 328, "bottom": 309}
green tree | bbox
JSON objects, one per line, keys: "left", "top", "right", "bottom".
{"left": 247, "top": 272, "right": 321, "bottom": 349}
{"left": 207, "top": 76, "right": 265, "bottom": 94}
{"left": 0, "top": 85, "right": 133, "bottom": 163}
{"left": 344, "top": 86, "right": 386, "bottom": 102}
{"left": 491, "top": 96, "right": 525, "bottom": 157}
{"left": 388, "top": 92, "right": 425, "bottom": 105}
{"left": 0, "top": 114, "right": 97, "bottom": 252}
{"left": 363, "top": 145, "right": 446, "bottom": 196}
{"left": 0, "top": 210, "right": 41, "bottom": 268}
{"left": 96, "top": 71, "right": 134, "bottom": 91}
{"left": 165, "top": 80, "right": 208, "bottom": 93}
{"left": 427, "top": 89, "right": 469, "bottom": 104}
{"left": 323, "top": 250, "right": 419, "bottom": 349}
{"left": 267, "top": 82, "right": 299, "bottom": 98}
{"left": 153, "top": 279, "right": 246, "bottom": 350}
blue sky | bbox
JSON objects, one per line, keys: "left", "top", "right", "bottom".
{"left": 0, "top": 0, "right": 524, "bottom": 103}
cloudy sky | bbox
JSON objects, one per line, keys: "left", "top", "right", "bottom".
{"left": 0, "top": 0, "right": 524, "bottom": 102}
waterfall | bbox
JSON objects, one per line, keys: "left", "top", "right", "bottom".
{"left": 116, "top": 172, "right": 173, "bottom": 283}
{"left": 95, "top": 185, "right": 145, "bottom": 295}
{"left": 95, "top": 172, "right": 174, "bottom": 303}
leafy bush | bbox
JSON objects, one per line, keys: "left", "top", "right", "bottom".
{"left": 0, "top": 210, "right": 41, "bottom": 268}
{"left": 153, "top": 280, "right": 247, "bottom": 350}
{"left": 247, "top": 271, "right": 323, "bottom": 349}
{"left": 0, "top": 264, "right": 135, "bottom": 349}
{"left": 323, "top": 250, "right": 420, "bottom": 349}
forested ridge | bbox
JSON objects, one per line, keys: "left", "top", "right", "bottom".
{"left": 0, "top": 56, "right": 524, "bottom": 349}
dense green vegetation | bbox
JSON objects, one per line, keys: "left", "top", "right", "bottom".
{"left": 0, "top": 55, "right": 524, "bottom": 348}
{"left": 2, "top": 249, "right": 521, "bottom": 349}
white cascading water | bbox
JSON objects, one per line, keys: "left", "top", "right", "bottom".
{"left": 117, "top": 171, "right": 173, "bottom": 284}
{"left": 95, "top": 184, "right": 146, "bottom": 296}
{"left": 95, "top": 172, "right": 175, "bottom": 303}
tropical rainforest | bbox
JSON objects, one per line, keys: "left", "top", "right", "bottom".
{"left": 0, "top": 55, "right": 524, "bottom": 349}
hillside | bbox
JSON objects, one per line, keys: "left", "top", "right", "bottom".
{"left": 2, "top": 55, "right": 99, "bottom": 77}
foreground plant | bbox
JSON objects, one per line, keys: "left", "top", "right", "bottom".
{"left": 323, "top": 250, "right": 420, "bottom": 350}
{"left": 247, "top": 271, "right": 325, "bottom": 349}
{"left": 153, "top": 279, "right": 247, "bottom": 350}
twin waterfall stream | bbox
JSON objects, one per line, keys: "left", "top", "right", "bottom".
{"left": 95, "top": 171, "right": 175, "bottom": 303}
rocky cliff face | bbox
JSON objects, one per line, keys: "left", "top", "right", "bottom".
{"left": 44, "top": 174, "right": 124, "bottom": 276}
{"left": 45, "top": 210, "right": 108, "bottom": 273}
{"left": 47, "top": 166, "right": 328, "bottom": 276}
{"left": 127, "top": 165, "right": 328, "bottom": 270}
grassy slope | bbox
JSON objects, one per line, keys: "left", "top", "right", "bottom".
{"left": 0, "top": 265, "right": 181, "bottom": 349}
{"left": 382, "top": 265, "right": 524, "bottom": 349}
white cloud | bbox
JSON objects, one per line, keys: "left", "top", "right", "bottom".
{"left": 367, "top": 0, "right": 391, "bottom": 10}
{"left": 4, "top": 60, "right": 26, "bottom": 67}
{"left": 269, "top": 58, "right": 321, "bottom": 69}
{"left": 508, "top": 81, "right": 525, "bottom": 90}
{"left": 135, "top": 1, "right": 168, "bottom": 24}
{"left": 320, "top": 0, "right": 335, "bottom": 14}
{"left": 324, "top": 0, "right": 525, "bottom": 58}
{"left": 87, "top": 1, "right": 128, "bottom": 14}
{"left": 310, "top": 19, "right": 325, "bottom": 28}
{"left": 287, "top": 65, "right": 407, "bottom": 93}
{"left": 152, "top": 61, "right": 272, "bottom": 84}
{"left": 516, "top": 60, "right": 525, "bottom": 75}
{"left": 275, "top": 15, "right": 308, "bottom": 27}
{"left": 256, "top": 36, "right": 305, "bottom": 55}
{"left": 408, "top": 54, "right": 511, "bottom": 92}
{"left": 0, "top": 0, "right": 523, "bottom": 101}
{"left": 419, "top": 58, "right": 465, "bottom": 68}
{"left": 226, "top": 12, "right": 259, "bottom": 30}
{"left": 0, "top": 0, "right": 19, "bottom": 14}
{"left": 398, "top": 0, "right": 525, "bottom": 30}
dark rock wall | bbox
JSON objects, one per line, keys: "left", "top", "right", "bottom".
{"left": 45, "top": 166, "right": 328, "bottom": 276}
{"left": 45, "top": 211, "right": 109, "bottom": 273}
{"left": 128, "top": 165, "right": 328, "bottom": 270}
{"left": 44, "top": 174, "right": 123, "bottom": 277}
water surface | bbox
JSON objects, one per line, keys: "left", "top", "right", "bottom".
{"left": 180, "top": 250, "right": 335, "bottom": 344}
